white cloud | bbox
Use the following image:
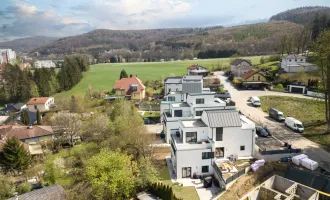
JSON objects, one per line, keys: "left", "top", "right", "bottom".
{"left": 72, "top": 0, "right": 192, "bottom": 29}
{"left": 0, "top": 4, "right": 94, "bottom": 39}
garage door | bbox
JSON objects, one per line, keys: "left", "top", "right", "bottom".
{"left": 291, "top": 87, "right": 304, "bottom": 94}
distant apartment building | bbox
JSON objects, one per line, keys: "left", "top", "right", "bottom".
{"left": 34, "top": 60, "right": 56, "bottom": 68}
{"left": 0, "top": 49, "right": 16, "bottom": 64}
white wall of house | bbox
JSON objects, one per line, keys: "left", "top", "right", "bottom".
{"left": 174, "top": 149, "right": 214, "bottom": 179}
{"left": 237, "top": 67, "right": 252, "bottom": 77}
{"left": 231, "top": 61, "right": 251, "bottom": 72}
{"left": 211, "top": 127, "right": 254, "bottom": 158}
{"left": 186, "top": 94, "right": 214, "bottom": 106}
{"left": 170, "top": 106, "right": 191, "bottom": 118}
{"left": 165, "top": 83, "right": 182, "bottom": 95}
{"left": 164, "top": 121, "right": 180, "bottom": 143}
{"left": 34, "top": 60, "right": 56, "bottom": 68}
{"left": 281, "top": 58, "right": 306, "bottom": 68}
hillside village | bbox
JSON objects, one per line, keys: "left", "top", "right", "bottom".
{"left": 0, "top": 3, "right": 330, "bottom": 200}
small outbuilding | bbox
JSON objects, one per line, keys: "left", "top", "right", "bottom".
{"left": 287, "top": 83, "right": 307, "bottom": 94}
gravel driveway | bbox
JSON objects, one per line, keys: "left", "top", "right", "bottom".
{"left": 215, "top": 71, "right": 330, "bottom": 169}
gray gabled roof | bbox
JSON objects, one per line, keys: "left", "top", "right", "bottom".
{"left": 205, "top": 109, "right": 241, "bottom": 127}
{"left": 282, "top": 54, "right": 306, "bottom": 59}
{"left": 8, "top": 185, "right": 65, "bottom": 200}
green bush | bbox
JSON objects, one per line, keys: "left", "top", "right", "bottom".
{"left": 274, "top": 84, "right": 284, "bottom": 90}
{"left": 16, "top": 183, "right": 31, "bottom": 195}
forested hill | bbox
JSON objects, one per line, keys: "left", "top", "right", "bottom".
{"left": 0, "top": 36, "right": 57, "bottom": 53}
{"left": 269, "top": 6, "right": 330, "bottom": 24}
{"left": 32, "top": 28, "right": 211, "bottom": 55}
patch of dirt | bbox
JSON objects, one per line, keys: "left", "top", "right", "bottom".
{"left": 218, "top": 162, "right": 287, "bottom": 200}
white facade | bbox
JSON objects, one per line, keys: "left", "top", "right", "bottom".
{"left": 281, "top": 54, "right": 318, "bottom": 73}
{"left": 171, "top": 110, "right": 255, "bottom": 179}
{"left": 27, "top": 97, "right": 54, "bottom": 112}
{"left": 0, "top": 49, "right": 16, "bottom": 64}
{"left": 34, "top": 60, "right": 56, "bottom": 68}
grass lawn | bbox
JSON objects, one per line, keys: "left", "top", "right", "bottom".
{"left": 54, "top": 56, "right": 264, "bottom": 99}
{"left": 259, "top": 96, "right": 325, "bottom": 124}
{"left": 258, "top": 61, "right": 280, "bottom": 71}
{"left": 259, "top": 96, "right": 330, "bottom": 150}
{"left": 143, "top": 111, "right": 160, "bottom": 118}
{"left": 159, "top": 165, "right": 199, "bottom": 200}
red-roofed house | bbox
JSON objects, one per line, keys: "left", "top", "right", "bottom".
{"left": 187, "top": 65, "right": 209, "bottom": 77}
{"left": 27, "top": 97, "right": 54, "bottom": 112}
{"left": 241, "top": 70, "right": 268, "bottom": 89}
{"left": 0, "top": 125, "right": 53, "bottom": 143}
{"left": 113, "top": 75, "right": 146, "bottom": 100}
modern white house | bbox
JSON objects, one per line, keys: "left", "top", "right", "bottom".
{"left": 0, "top": 49, "right": 16, "bottom": 64}
{"left": 281, "top": 54, "right": 318, "bottom": 73}
{"left": 170, "top": 109, "right": 255, "bottom": 179}
{"left": 162, "top": 92, "right": 227, "bottom": 143}
{"left": 26, "top": 97, "right": 55, "bottom": 112}
{"left": 34, "top": 60, "right": 56, "bottom": 68}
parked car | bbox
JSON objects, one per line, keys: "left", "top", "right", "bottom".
{"left": 269, "top": 108, "right": 285, "bottom": 122}
{"left": 144, "top": 118, "right": 157, "bottom": 124}
{"left": 285, "top": 117, "right": 304, "bottom": 133}
{"left": 250, "top": 96, "right": 261, "bottom": 107}
{"left": 256, "top": 126, "right": 271, "bottom": 137}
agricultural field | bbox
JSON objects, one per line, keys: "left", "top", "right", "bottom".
{"left": 54, "top": 56, "right": 264, "bottom": 98}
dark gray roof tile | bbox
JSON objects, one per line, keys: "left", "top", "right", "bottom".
{"left": 205, "top": 109, "right": 241, "bottom": 127}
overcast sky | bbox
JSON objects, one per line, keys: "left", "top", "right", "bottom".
{"left": 0, "top": 0, "right": 329, "bottom": 41}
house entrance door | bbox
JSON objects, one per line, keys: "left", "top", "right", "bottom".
{"left": 182, "top": 167, "right": 191, "bottom": 178}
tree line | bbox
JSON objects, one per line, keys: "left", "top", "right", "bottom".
{"left": 197, "top": 49, "right": 238, "bottom": 59}
{"left": 0, "top": 55, "right": 89, "bottom": 104}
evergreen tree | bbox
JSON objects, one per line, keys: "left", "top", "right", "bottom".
{"left": 20, "top": 110, "right": 30, "bottom": 125}
{"left": 36, "top": 110, "right": 41, "bottom": 125}
{"left": 1, "top": 137, "right": 31, "bottom": 174}
{"left": 320, "top": 14, "right": 328, "bottom": 31}
{"left": 120, "top": 69, "right": 128, "bottom": 79}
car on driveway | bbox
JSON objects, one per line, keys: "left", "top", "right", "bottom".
{"left": 144, "top": 118, "right": 157, "bottom": 124}
{"left": 256, "top": 126, "right": 272, "bottom": 137}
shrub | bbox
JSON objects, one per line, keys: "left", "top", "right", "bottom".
{"left": 16, "top": 183, "right": 31, "bottom": 195}
{"left": 274, "top": 84, "right": 284, "bottom": 90}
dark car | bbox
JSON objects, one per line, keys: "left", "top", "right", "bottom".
{"left": 144, "top": 118, "right": 157, "bottom": 124}
{"left": 256, "top": 126, "right": 271, "bottom": 137}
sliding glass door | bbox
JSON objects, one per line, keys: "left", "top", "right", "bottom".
{"left": 182, "top": 167, "right": 191, "bottom": 178}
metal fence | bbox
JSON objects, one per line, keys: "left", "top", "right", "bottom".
{"left": 259, "top": 148, "right": 301, "bottom": 155}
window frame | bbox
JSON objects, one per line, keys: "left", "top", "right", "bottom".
{"left": 196, "top": 98, "right": 205, "bottom": 104}
{"left": 215, "top": 147, "right": 224, "bottom": 158}
{"left": 202, "top": 152, "right": 214, "bottom": 159}
{"left": 216, "top": 128, "right": 223, "bottom": 141}
{"left": 168, "top": 96, "right": 175, "bottom": 101}
{"left": 174, "top": 110, "right": 182, "bottom": 117}
{"left": 195, "top": 111, "right": 203, "bottom": 116}
{"left": 202, "top": 165, "right": 209, "bottom": 173}
{"left": 240, "top": 145, "right": 245, "bottom": 151}
{"left": 186, "top": 132, "right": 197, "bottom": 143}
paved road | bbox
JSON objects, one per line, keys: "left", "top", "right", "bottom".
{"left": 215, "top": 71, "right": 330, "bottom": 169}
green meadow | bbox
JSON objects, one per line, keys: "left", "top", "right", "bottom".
{"left": 54, "top": 56, "right": 263, "bottom": 98}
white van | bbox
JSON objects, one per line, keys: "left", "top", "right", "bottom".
{"left": 285, "top": 117, "right": 304, "bottom": 133}
{"left": 250, "top": 96, "right": 261, "bottom": 107}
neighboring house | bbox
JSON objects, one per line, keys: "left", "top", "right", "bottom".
{"left": 0, "top": 125, "right": 53, "bottom": 143}
{"left": 162, "top": 92, "right": 227, "bottom": 143}
{"left": 0, "top": 49, "right": 16, "bottom": 64}
{"left": 230, "top": 59, "right": 253, "bottom": 77}
{"left": 113, "top": 75, "right": 146, "bottom": 100}
{"left": 0, "top": 102, "right": 26, "bottom": 115}
{"left": 240, "top": 70, "right": 269, "bottom": 90}
{"left": 187, "top": 65, "right": 209, "bottom": 77}
{"left": 281, "top": 54, "right": 318, "bottom": 73}
{"left": 170, "top": 109, "right": 255, "bottom": 179}
{"left": 34, "top": 60, "right": 56, "bottom": 68}
{"left": 7, "top": 184, "right": 66, "bottom": 200}
{"left": 26, "top": 97, "right": 54, "bottom": 112}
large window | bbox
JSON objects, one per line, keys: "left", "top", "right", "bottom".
{"left": 196, "top": 98, "right": 204, "bottom": 104}
{"left": 216, "top": 128, "right": 223, "bottom": 141}
{"left": 195, "top": 111, "right": 203, "bottom": 116}
{"left": 186, "top": 132, "right": 197, "bottom": 143}
{"left": 202, "top": 152, "right": 214, "bottom": 159}
{"left": 215, "top": 147, "right": 224, "bottom": 158}
{"left": 202, "top": 166, "right": 209, "bottom": 173}
{"left": 174, "top": 110, "right": 182, "bottom": 117}
{"left": 168, "top": 96, "right": 175, "bottom": 101}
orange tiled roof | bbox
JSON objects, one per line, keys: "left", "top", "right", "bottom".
{"left": 242, "top": 70, "right": 259, "bottom": 80}
{"left": 26, "top": 97, "right": 52, "bottom": 105}
{"left": 114, "top": 76, "right": 145, "bottom": 93}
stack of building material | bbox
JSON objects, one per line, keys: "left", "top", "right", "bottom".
{"left": 255, "top": 159, "right": 265, "bottom": 167}
{"left": 292, "top": 154, "right": 308, "bottom": 165}
{"left": 301, "top": 158, "right": 318, "bottom": 171}
{"left": 251, "top": 163, "right": 259, "bottom": 172}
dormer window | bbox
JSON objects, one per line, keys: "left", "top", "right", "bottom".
{"left": 130, "top": 84, "right": 138, "bottom": 91}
